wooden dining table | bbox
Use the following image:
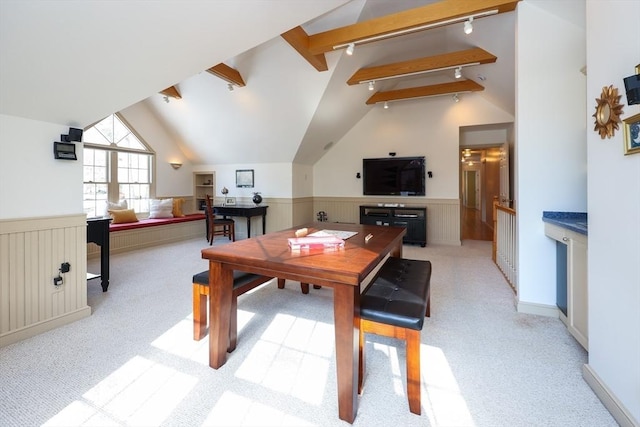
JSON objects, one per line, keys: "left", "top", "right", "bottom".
{"left": 201, "top": 222, "right": 406, "bottom": 423}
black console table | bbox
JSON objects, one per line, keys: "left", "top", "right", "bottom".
{"left": 213, "top": 205, "right": 268, "bottom": 238}
{"left": 359, "top": 205, "right": 427, "bottom": 247}
{"left": 87, "top": 217, "right": 110, "bottom": 291}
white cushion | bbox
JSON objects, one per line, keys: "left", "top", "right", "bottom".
{"left": 149, "top": 198, "right": 174, "bottom": 218}
{"left": 103, "top": 199, "right": 128, "bottom": 217}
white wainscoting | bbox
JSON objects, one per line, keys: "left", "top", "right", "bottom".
{"left": 311, "top": 197, "right": 460, "bottom": 245}
{"left": 0, "top": 214, "right": 91, "bottom": 347}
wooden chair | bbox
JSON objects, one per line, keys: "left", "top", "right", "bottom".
{"left": 205, "top": 194, "right": 235, "bottom": 244}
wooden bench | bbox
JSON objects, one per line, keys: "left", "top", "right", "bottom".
{"left": 192, "top": 275, "right": 315, "bottom": 350}
{"left": 192, "top": 270, "right": 273, "bottom": 350}
{"left": 358, "top": 257, "right": 432, "bottom": 415}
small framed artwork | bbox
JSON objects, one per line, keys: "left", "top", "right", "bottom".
{"left": 623, "top": 113, "right": 640, "bottom": 155}
{"left": 225, "top": 197, "right": 236, "bottom": 206}
{"left": 236, "top": 169, "right": 254, "bottom": 188}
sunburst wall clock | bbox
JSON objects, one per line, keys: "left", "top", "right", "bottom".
{"left": 593, "top": 85, "right": 624, "bottom": 139}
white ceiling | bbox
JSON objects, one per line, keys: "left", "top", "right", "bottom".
{"left": 1, "top": 0, "right": 582, "bottom": 166}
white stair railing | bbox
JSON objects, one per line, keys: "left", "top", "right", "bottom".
{"left": 493, "top": 198, "right": 517, "bottom": 292}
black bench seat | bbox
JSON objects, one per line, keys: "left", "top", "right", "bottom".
{"left": 358, "top": 257, "right": 432, "bottom": 415}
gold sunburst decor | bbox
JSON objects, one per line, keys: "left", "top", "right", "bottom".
{"left": 593, "top": 85, "right": 624, "bottom": 139}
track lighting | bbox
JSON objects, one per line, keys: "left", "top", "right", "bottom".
{"left": 163, "top": 96, "right": 170, "bottom": 103}
{"left": 464, "top": 17, "right": 473, "bottom": 35}
{"left": 454, "top": 67, "right": 462, "bottom": 79}
{"left": 368, "top": 81, "right": 375, "bottom": 91}
{"left": 453, "top": 94, "right": 460, "bottom": 103}
{"left": 333, "top": 10, "right": 496, "bottom": 51}
{"left": 227, "top": 83, "right": 234, "bottom": 92}
{"left": 346, "top": 43, "right": 355, "bottom": 56}
{"left": 383, "top": 101, "right": 389, "bottom": 109}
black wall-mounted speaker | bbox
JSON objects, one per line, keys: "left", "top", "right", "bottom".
{"left": 67, "top": 127, "right": 83, "bottom": 142}
{"left": 624, "top": 74, "right": 640, "bottom": 105}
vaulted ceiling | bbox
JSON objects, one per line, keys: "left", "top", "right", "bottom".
{"left": 142, "top": 0, "right": 521, "bottom": 165}
{"left": 2, "top": 0, "right": 580, "bottom": 167}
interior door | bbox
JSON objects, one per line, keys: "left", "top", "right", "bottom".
{"left": 464, "top": 170, "right": 478, "bottom": 208}
{"left": 499, "top": 142, "right": 511, "bottom": 207}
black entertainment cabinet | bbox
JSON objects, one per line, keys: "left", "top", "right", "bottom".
{"left": 359, "top": 205, "right": 427, "bottom": 247}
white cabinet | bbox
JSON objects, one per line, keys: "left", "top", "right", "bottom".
{"left": 193, "top": 172, "right": 214, "bottom": 212}
{"left": 545, "top": 223, "right": 588, "bottom": 350}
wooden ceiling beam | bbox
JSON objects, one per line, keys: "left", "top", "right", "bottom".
{"left": 307, "top": 0, "right": 519, "bottom": 55}
{"left": 347, "top": 48, "right": 496, "bottom": 85}
{"left": 366, "top": 79, "right": 484, "bottom": 105}
{"left": 160, "top": 86, "right": 181, "bottom": 99}
{"left": 281, "top": 26, "right": 328, "bottom": 72}
{"left": 206, "top": 63, "right": 246, "bottom": 87}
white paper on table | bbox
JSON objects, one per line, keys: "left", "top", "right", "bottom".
{"left": 308, "top": 230, "right": 358, "bottom": 240}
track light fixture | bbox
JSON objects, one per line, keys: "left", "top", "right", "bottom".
{"left": 333, "top": 10, "right": 496, "bottom": 51}
{"left": 163, "top": 96, "right": 170, "bottom": 103}
{"left": 227, "top": 83, "right": 234, "bottom": 92}
{"left": 368, "top": 81, "right": 375, "bottom": 91}
{"left": 464, "top": 17, "right": 473, "bottom": 34}
{"left": 453, "top": 93, "right": 460, "bottom": 103}
{"left": 454, "top": 67, "right": 462, "bottom": 79}
{"left": 346, "top": 43, "right": 355, "bottom": 56}
{"left": 383, "top": 101, "right": 389, "bottom": 109}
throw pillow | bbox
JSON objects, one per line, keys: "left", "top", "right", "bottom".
{"left": 104, "top": 199, "right": 128, "bottom": 217}
{"left": 109, "top": 208, "right": 139, "bottom": 224}
{"left": 149, "top": 198, "right": 174, "bottom": 219}
{"left": 172, "top": 198, "right": 185, "bottom": 217}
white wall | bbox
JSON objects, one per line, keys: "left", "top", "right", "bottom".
{"left": 314, "top": 93, "right": 514, "bottom": 199}
{"left": 460, "top": 128, "right": 508, "bottom": 146}
{"left": 120, "top": 103, "right": 193, "bottom": 197}
{"left": 292, "top": 163, "right": 313, "bottom": 198}
{"left": 586, "top": 0, "right": 640, "bottom": 422}
{"left": 0, "top": 114, "right": 82, "bottom": 219}
{"left": 196, "top": 163, "right": 293, "bottom": 199}
{"left": 515, "top": 2, "right": 587, "bottom": 308}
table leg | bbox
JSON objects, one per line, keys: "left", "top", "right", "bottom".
{"left": 246, "top": 217, "right": 251, "bottom": 238}
{"left": 262, "top": 214, "right": 266, "bottom": 234}
{"left": 333, "top": 284, "right": 360, "bottom": 423}
{"left": 209, "top": 261, "right": 233, "bottom": 369}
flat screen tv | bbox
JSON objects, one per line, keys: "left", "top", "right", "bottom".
{"left": 362, "top": 156, "right": 425, "bottom": 196}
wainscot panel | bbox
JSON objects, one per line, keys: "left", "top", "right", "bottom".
{"left": 0, "top": 214, "right": 91, "bottom": 347}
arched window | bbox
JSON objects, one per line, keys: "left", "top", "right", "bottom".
{"left": 83, "top": 114, "right": 155, "bottom": 217}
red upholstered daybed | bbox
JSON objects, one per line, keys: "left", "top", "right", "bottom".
{"left": 109, "top": 213, "right": 205, "bottom": 232}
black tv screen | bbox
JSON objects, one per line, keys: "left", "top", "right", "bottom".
{"left": 363, "top": 156, "right": 425, "bottom": 196}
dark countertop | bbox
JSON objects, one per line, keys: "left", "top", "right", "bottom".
{"left": 542, "top": 211, "right": 588, "bottom": 235}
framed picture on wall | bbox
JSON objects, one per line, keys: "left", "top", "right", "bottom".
{"left": 236, "top": 169, "right": 254, "bottom": 187}
{"left": 623, "top": 113, "right": 640, "bottom": 155}
{"left": 225, "top": 197, "right": 236, "bottom": 206}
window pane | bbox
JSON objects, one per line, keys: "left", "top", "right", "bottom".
{"left": 83, "top": 114, "right": 153, "bottom": 215}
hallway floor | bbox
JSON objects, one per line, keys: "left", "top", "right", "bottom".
{"left": 461, "top": 206, "right": 493, "bottom": 241}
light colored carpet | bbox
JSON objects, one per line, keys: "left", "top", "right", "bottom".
{"left": 0, "top": 237, "right": 617, "bottom": 427}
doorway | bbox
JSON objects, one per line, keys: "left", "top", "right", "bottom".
{"left": 460, "top": 147, "right": 501, "bottom": 241}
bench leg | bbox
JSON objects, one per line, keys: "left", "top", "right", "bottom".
{"left": 406, "top": 329, "right": 421, "bottom": 415}
{"left": 193, "top": 283, "right": 208, "bottom": 341}
{"left": 277, "top": 278, "right": 285, "bottom": 289}
{"left": 228, "top": 294, "right": 238, "bottom": 352}
{"left": 358, "top": 324, "right": 365, "bottom": 394}
{"left": 300, "top": 283, "right": 309, "bottom": 294}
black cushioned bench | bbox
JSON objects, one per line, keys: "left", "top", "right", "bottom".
{"left": 358, "top": 257, "right": 432, "bottom": 415}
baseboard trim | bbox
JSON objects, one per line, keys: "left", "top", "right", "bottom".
{"left": 0, "top": 306, "right": 92, "bottom": 348}
{"left": 516, "top": 301, "right": 559, "bottom": 317}
{"left": 582, "top": 364, "right": 638, "bottom": 427}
